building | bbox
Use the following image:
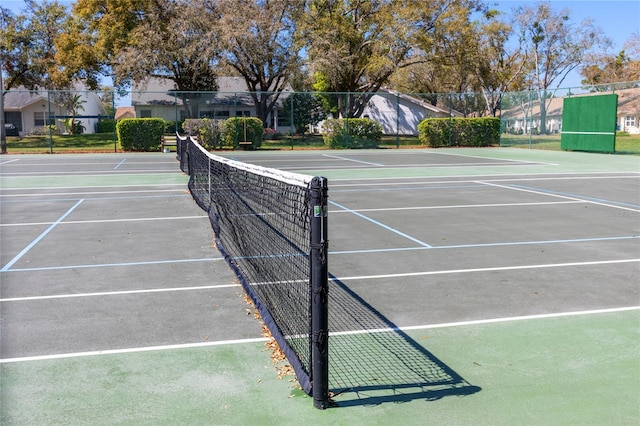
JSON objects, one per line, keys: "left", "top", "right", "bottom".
{"left": 131, "top": 77, "right": 291, "bottom": 131}
{"left": 3, "top": 86, "right": 107, "bottom": 136}
{"left": 500, "top": 87, "right": 640, "bottom": 135}
{"left": 361, "top": 90, "right": 463, "bottom": 135}
{"left": 131, "top": 78, "right": 461, "bottom": 136}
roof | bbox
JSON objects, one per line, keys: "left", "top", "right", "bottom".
{"left": 115, "top": 107, "right": 135, "bottom": 120}
{"left": 131, "top": 77, "right": 284, "bottom": 107}
{"left": 381, "top": 89, "right": 464, "bottom": 117}
{"left": 617, "top": 87, "right": 640, "bottom": 115}
{"left": 3, "top": 83, "right": 107, "bottom": 115}
{"left": 3, "top": 90, "right": 53, "bottom": 110}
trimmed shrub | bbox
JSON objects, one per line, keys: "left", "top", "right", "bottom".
{"left": 183, "top": 118, "right": 221, "bottom": 150}
{"left": 220, "top": 117, "right": 263, "bottom": 150}
{"left": 96, "top": 119, "right": 115, "bottom": 133}
{"left": 164, "top": 120, "right": 184, "bottom": 135}
{"left": 322, "top": 118, "right": 382, "bottom": 149}
{"left": 418, "top": 117, "right": 500, "bottom": 148}
{"left": 116, "top": 118, "right": 165, "bottom": 151}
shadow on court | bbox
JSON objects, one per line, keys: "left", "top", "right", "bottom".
{"left": 328, "top": 275, "right": 481, "bottom": 407}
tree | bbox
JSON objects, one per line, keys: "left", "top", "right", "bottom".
{"left": 0, "top": 1, "right": 70, "bottom": 91}
{"left": 383, "top": 0, "right": 484, "bottom": 113}
{"left": 65, "top": 0, "right": 154, "bottom": 90}
{"left": 474, "top": 9, "right": 527, "bottom": 116}
{"left": 303, "top": 0, "right": 429, "bottom": 118}
{"left": 281, "top": 92, "right": 326, "bottom": 135}
{"left": 118, "top": 0, "right": 221, "bottom": 118}
{"left": 1, "top": 7, "right": 13, "bottom": 153}
{"left": 67, "top": 0, "right": 221, "bottom": 118}
{"left": 581, "top": 33, "right": 640, "bottom": 90}
{"left": 56, "top": 93, "right": 86, "bottom": 134}
{"left": 204, "top": 0, "right": 304, "bottom": 127}
{"left": 514, "top": 1, "right": 611, "bottom": 133}
{"left": 1, "top": 1, "right": 70, "bottom": 153}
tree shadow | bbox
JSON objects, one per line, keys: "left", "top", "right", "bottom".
{"left": 328, "top": 274, "right": 481, "bottom": 407}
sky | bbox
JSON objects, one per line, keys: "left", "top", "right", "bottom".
{"left": 3, "top": 0, "right": 640, "bottom": 91}
{"left": 490, "top": 0, "right": 640, "bottom": 87}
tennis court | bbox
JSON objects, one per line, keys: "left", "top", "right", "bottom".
{"left": 1, "top": 148, "right": 638, "bottom": 425}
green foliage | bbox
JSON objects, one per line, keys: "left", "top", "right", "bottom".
{"left": 322, "top": 118, "right": 382, "bottom": 149}
{"left": 418, "top": 117, "right": 500, "bottom": 147}
{"left": 281, "top": 93, "right": 327, "bottom": 134}
{"left": 183, "top": 118, "right": 221, "bottom": 150}
{"left": 116, "top": 118, "right": 164, "bottom": 151}
{"left": 220, "top": 117, "right": 263, "bottom": 150}
{"left": 96, "top": 119, "right": 116, "bottom": 133}
{"left": 164, "top": 121, "right": 184, "bottom": 135}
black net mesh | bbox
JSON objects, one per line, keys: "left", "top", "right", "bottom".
{"left": 184, "top": 138, "right": 315, "bottom": 393}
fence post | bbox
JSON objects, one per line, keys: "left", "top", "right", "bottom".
{"left": 396, "top": 92, "right": 400, "bottom": 148}
{"left": 47, "top": 90, "right": 53, "bottom": 154}
{"left": 290, "top": 93, "right": 295, "bottom": 150}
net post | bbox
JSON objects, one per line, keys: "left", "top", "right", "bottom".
{"left": 310, "top": 176, "right": 329, "bottom": 409}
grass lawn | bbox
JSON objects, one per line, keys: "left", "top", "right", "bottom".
{"left": 4, "top": 133, "right": 120, "bottom": 154}
{"left": 3, "top": 132, "right": 638, "bottom": 155}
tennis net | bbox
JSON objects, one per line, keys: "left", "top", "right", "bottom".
{"left": 179, "top": 136, "right": 329, "bottom": 408}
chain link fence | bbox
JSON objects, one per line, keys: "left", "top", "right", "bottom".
{"left": 3, "top": 81, "right": 638, "bottom": 153}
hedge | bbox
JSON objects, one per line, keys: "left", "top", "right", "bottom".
{"left": 183, "top": 118, "right": 221, "bottom": 150}
{"left": 116, "top": 118, "right": 165, "bottom": 151}
{"left": 418, "top": 117, "right": 500, "bottom": 147}
{"left": 322, "top": 118, "right": 382, "bottom": 149}
{"left": 220, "top": 117, "right": 263, "bottom": 150}
{"left": 96, "top": 119, "right": 115, "bottom": 133}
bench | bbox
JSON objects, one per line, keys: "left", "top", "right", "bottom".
{"left": 161, "top": 134, "right": 178, "bottom": 152}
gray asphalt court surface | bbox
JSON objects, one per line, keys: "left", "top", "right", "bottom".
{"left": 1, "top": 148, "right": 639, "bottom": 425}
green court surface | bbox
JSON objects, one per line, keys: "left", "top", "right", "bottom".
{"left": 1, "top": 309, "right": 638, "bottom": 425}
{"left": 1, "top": 148, "right": 639, "bottom": 425}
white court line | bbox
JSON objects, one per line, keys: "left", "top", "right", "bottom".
{"left": 1, "top": 169, "right": 180, "bottom": 176}
{"left": 0, "top": 338, "right": 269, "bottom": 364}
{"left": 0, "top": 183, "right": 186, "bottom": 191}
{"left": 329, "top": 171, "right": 640, "bottom": 184}
{"left": 0, "top": 215, "right": 208, "bottom": 228}
{"left": 561, "top": 131, "right": 615, "bottom": 135}
{"left": 328, "top": 200, "right": 582, "bottom": 214}
{"left": 0, "top": 159, "right": 20, "bottom": 165}
{"left": 415, "top": 149, "right": 558, "bottom": 166}
{"left": 2, "top": 306, "right": 637, "bottom": 364}
{"left": 0, "top": 188, "right": 188, "bottom": 198}
{"left": 331, "top": 258, "right": 640, "bottom": 281}
{"left": 322, "top": 154, "right": 384, "bottom": 166}
{"left": 330, "top": 200, "right": 433, "bottom": 248}
{"left": 0, "top": 283, "right": 240, "bottom": 302}
{"left": 330, "top": 306, "right": 640, "bottom": 336}
{"left": 478, "top": 181, "right": 640, "bottom": 212}
{"left": 113, "top": 159, "right": 126, "bottom": 169}
{"left": 286, "top": 162, "right": 549, "bottom": 171}
{"left": 1, "top": 200, "right": 85, "bottom": 272}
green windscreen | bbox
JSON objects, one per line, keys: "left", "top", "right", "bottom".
{"left": 561, "top": 94, "right": 618, "bottom": 153}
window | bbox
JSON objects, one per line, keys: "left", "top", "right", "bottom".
{"left": 140, "top": 109, "right": 152, "bottom": 118}
{"left": 277, "top": 113, "right": 291, "bottom": 127}
{"left": 34, "top": 112, "right": 54, "bottom": 127}
{"left": 625, "top": 115, "right": 636, "bottom": 128}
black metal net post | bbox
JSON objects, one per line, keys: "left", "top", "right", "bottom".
{"left": 310, "top": 176, "right": 329, "bottom": 409}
